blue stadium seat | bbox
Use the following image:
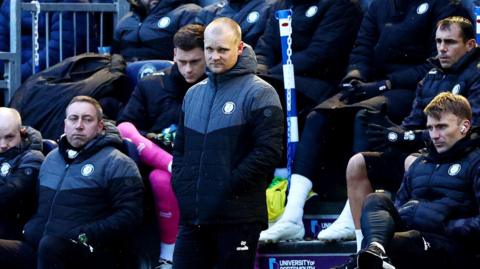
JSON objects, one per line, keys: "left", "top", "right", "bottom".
{"left": 122, "top": 138, "right": 140, "bottom": 166}
{"left": 125, "top": 60, "right": 174, "bottom": 89}
{"left": 42, "top": 139, "right": 58, "bottom": 155}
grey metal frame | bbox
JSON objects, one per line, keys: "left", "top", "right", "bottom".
{"left": 0, "top": 0, "right": 130, "bottom": 105}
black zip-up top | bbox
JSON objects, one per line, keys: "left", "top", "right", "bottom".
{"left": 172, "top": 45, "right": 284, "bottom": 225}
{"left": 23, "top": 124, "right": 143, "bottom": 248}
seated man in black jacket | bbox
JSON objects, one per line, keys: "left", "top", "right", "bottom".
{"left": 0, "top": 108, "right": 44, "bottom": 240}
{"left": 254, "top": 0, "right": 362, "bottom": 118}
{"left": 342, "top": 16, "right": 480, "bottom": 252}
{"left": 335, "top": 92, "right": 480, "bottom": 269}
{"left": 117, "top": 24, "right": 206, "bottom": 268}
{"left": 259, "top": 0, "right": 471, "bottom": 243}
{"left": 0, "top": 96, "right": 144, "bottom": 269}
{"left": 118, "top": 23, "right": 206, "bottom": 140}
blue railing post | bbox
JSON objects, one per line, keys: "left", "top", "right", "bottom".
{"left": 275, "top": 9, "right": 298, "bottom": 186}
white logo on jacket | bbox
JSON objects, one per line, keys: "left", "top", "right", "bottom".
{"left": 81, "top": 164, "right": 95, "bottom": 177}
{"left": 0, "top": 162, "right": 10, "bottom": 177}
{"left": 139, "top": 64, "right": 157, "bottom": 79}
{"left": 247, "top": 11, "right": 260, "bottom": 23}
{"left": 157, "top": 17, "right": 171, "bottom": 28}
{"left": 448, "top": 164, "right": 461, "bottom": 176}
{"left": 223, "top": 102, "right": 235, "bottom": 114}
{"left": 451, "top": 84, "right": 461, "bottom": 95}
{"left": 387, "top": 132, "right": 398, "bottom": 142}
{"left": 306, "top": 6, "right": 318, "bottom": 17}
{"left": 417, "top": 3, "right": 429, "bottom": 14}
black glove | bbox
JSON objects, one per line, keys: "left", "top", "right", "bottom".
{"left": 340, "top": 80, "right": 389, "bottom": 104}
{"left": 366, "top": 124, "right": 425, "bottom": 151}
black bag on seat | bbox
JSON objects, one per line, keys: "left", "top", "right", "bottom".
{"left": 10, "top": 53, "right": 130, "bottom": 140}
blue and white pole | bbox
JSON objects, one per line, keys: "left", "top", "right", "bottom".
{"left": 32, "top": 1, "right": 41, "bottom": 74}
{"left": 276, "top": 9, "right": 299, "bottom": 185}
{"left": 476, "top": 4, "right": 480, "bottom": 44}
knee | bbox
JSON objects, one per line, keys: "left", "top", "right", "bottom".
{"left": 346, "top": 153, "right": 367, "bottom": 184}
{"left": 363, "top": 192, "right": 390, "bottom": 211}
{"left": 304, "top": 110, "right": 327, "bottom": 129}
{"left": 38, "top": 235, "right": 64, "bottom": 257}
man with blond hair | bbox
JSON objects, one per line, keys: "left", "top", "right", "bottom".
{"left": 335, "top": 92, "right": 480, "bottom": 269}
{"left": 172, "top": 17, "right": 283, "bottom": 268}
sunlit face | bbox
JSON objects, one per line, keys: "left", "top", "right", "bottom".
{"left": 204, "top": 27, "right": 243, "bottom": 74}
{"left": 174, "top": 47, "right": 206, "bottom": 83}
{"left": 426, "top": 112, "right": 469, "bottom": 153}
{"left": 436, "top": 23, "right": 475, "bottom": 69}
{"left": 0, "top": 118, "right": 21, "bottom": 153}
{"left": 64, "top": 102, "right": 104, "bottom": 148}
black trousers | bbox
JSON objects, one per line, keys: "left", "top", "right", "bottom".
{"left": 173, "top": 222, "right": 263, "bottom": 269}
{"left": 361, "top": 193, "right": 472, "bottom": 269}
{"left": 293, "top": 89, "right": 415, "bottom": 193}
{"left": 0, "top": 235, "right": 124, "bottom": 269}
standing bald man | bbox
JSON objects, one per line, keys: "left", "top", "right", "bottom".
{"left": 172, "top": 17, "right": 283, "bottom": 269}
{"left": 0, "top": 108, "right": 44, "bottom": 239}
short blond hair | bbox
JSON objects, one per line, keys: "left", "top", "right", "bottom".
{"left": 66, "top": 96, "right": 103, "bottom": 120}
{"left": 205, "top": 17, "right": 242, "bottom": 45}
{"left": 424, "top": 92, "right": 472, "bottom": 121}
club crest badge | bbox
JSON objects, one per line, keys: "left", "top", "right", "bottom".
{"left": 223, "top": 102, "right": 235, "bottom": 114}
{"left": 448, "top": 164, "right": 461, "bottom": 176}
{"left": 247, "top": 11, "right": 260, "bottom": 23}
{"left": 139, "top": 64, "right": 157, "bottom": 79}
{"left": 158, "top": 17, "right": 171, "bottom": 28}
{"left": 0, "top": 162, "right": 10, "bottom": 177}
{"left": 387, "top": 132, "right": 398, "bottom": 142}
{"left": 81, "top": 164, "right": 95, "bottom": 177}
{"left": 417, "top": 3, "right": 429, "bottom": 14}
{"left": 451, "top": 84, "right": 461, "bottom": 95}
{"left": 306, "top": 6, "right": 318, "bottom": 17}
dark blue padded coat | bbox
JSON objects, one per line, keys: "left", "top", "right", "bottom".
{"left": 254, "top": 0, "right": 362, "bottom": 103}
{"left": 113, "top": 0, "right": 200, "bottom": 61}
{"left": 23, "top": 124, "right": 143, "bottom": 249}
{"left": 396, "top": 130, "right": 480, "bottom": 249}
{"left": 195, "top": 0, "right": 278, "bottom": 48}
{"left": 0, "top": 127, "right": 44, "bottom": 239}
{"left": 118, "top": 63, "right": 204, "bottom": 133}
{"left": 345, "top": 0, "right": 471, "bottom": 90}
{"left": 402, "top": 48, "right": 480, "bottom": 130}
{"left": 172, "top": 46, "right": 284, "bottom": 226}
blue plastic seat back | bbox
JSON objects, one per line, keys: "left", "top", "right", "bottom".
{"left": 125, "top": 60, "right": 174, "bottom": 89}
{"left": 42, "top": 139, "right": 58, "bottom": 155}
{"left": 122, "top": 138, "right": 141, "bottom": 166}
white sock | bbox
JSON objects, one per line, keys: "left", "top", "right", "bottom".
{"left": 279, "top": 174, "right": 312, "bottom": 224}
{"left": 159, "top": 242, "right": 175, "bottom": 262}
{"left": 355, "top": 229, "right": 363, "bottom": 252}
{"left": 333, "top": 200, "right": 354, "bottom": 228}
{"left": 370, "top": 241, "right": 385, "bottom": 254}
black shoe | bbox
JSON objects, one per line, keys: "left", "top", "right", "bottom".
{"left": 331, "top": 254, "right": 358, "bottom": 269}
{"left": 357, "top": 245, "right": 395, "bottom": 269}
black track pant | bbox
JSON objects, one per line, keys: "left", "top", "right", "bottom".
{"left": 361, "top": 193, "right": 472, "bottom": 269}
{"left": 173, "top": 222, "right": 263, "bottom": 269}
